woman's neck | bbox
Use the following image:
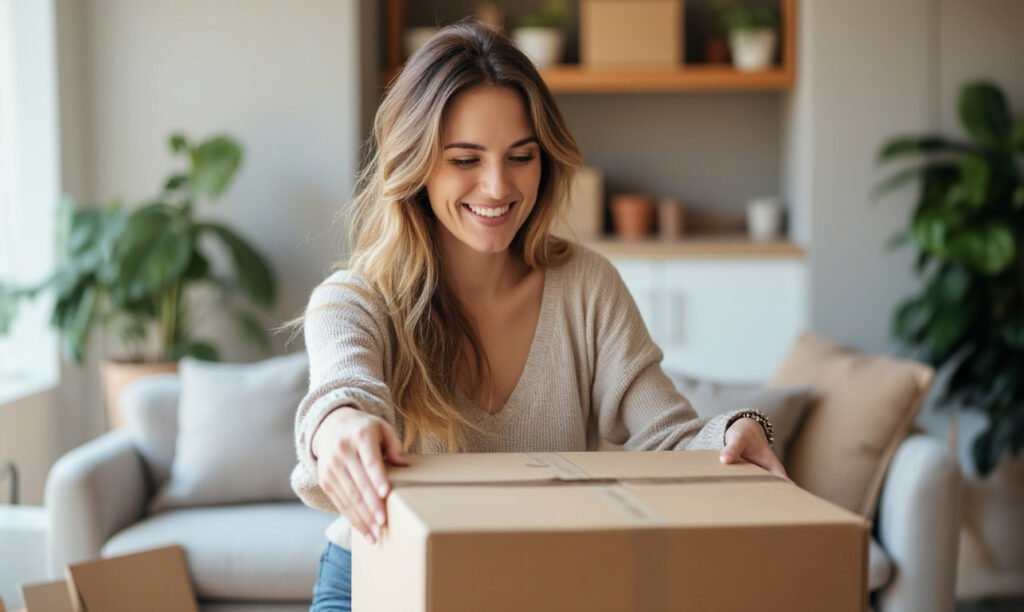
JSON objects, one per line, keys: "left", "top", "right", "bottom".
{"left": 438, "top": 232, "right": 528, "bottom": 303}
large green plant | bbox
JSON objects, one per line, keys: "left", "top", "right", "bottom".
{"left": 876, "top": 81, "right": 1024, "bottom": 476}
{"left": 0, "top": 133, "right": 276, "bottom": 363}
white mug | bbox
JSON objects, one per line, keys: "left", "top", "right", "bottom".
{"left": 747, "top": 196, "right": 783, "bottom": 241}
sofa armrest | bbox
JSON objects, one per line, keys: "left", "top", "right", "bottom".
{"left": 874, "top": 433, "right": 962, "bottom": 612}
{"left": 44, "top": 429, "right": 149, "bottom": 577}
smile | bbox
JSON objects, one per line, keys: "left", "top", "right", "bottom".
{"left": 462, "top": 202, "right": 514, "bottom": 219}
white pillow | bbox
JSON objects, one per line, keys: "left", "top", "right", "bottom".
{"left": 665, "top": 370, "right": 817, "bottom": 464}
{"left": 148, "top": 352, "right": 308, "bottom": 512}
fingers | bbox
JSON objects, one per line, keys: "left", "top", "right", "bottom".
{"left": 381, "top": 424, "right": 409, "bottom": 466}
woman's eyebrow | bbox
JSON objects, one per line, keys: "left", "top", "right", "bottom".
{"left": 443, "top": 136, "right": 538, "bottom": 151}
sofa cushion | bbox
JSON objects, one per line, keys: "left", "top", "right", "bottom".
{"left": 122, "top": 374, "right": 181, "bottom": 489}
{"left": 102, "top": 503, "right": 334, "bottom": 601}
{"left": 664, "top": 369, "right": 816, "bottom": 463}
{"left": 769, "top": 332, "right": 934, "bottom": 518}
{"left": 149, "top": 353, "right": 308, "bottom": 512}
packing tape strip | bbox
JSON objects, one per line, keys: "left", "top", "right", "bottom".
{"left": 522, "top": 451, "right": 592, "bottom": 480}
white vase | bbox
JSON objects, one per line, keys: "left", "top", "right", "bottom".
{"left": 512, "top": 27, "right": 563, "bottom": 68}
{"left": 729, "top": 29, "right": 777, "bottom": 72}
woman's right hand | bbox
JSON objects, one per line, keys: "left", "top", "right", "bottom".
{"left": 311, "top": 406, "right": 409, "bottom": 544}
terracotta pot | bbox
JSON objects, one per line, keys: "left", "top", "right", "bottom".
{"left": 611, "top": 194, "right": 655, "bottom": 239}
{"left": 102, "top": 360, "right": 179, "bottom": 429}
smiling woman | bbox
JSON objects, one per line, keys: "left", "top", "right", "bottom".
{"left": 284, "top": 19, "right": 782, "bottom": 612}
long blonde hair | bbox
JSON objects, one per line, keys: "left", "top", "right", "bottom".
{"left": 303, "top": 21, "right": 581, "bottom": 452}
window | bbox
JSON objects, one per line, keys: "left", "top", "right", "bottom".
{"left": 0, "top": 0, "right": 59, "bottom": 404}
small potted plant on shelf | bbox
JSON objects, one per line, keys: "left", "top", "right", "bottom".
{"left": 511, "top": 0, "right": 570, "bottom": 68}
{"left": 712, "top": 0, "right": 779, "bottom": 72}
{"left": 0, "top": 132, "right": 277, "bottom": 428}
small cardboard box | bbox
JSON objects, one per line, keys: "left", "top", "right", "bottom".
{"left": 18, "top": 546, "right": 198, "bottom": 612}
{"left": 580, "top": 0, "right": 683, "bottom": 68}
{"left": 554, "top": 166, "right": 604, "bottom": 241}
{"left": 354, "top": 451, "right": 869, "bottom": 612}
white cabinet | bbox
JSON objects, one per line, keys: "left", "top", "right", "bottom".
{"left": 610, "top": 257, "right": 808, "bottom": 383}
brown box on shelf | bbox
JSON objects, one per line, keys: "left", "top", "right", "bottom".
{"left": 353, "top": 451, "right": 869, "bottom": 612}
{"left": 554, "top": 166, "right": 604, "bottom": 241}
{"left": 19, "top": 546, "right": 198, "bottom": 612}
{"left": 580, "top": 0, "right": 683, "bottom": 68}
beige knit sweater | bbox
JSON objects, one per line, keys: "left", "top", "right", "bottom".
{"left": 290, "top": 245, "right": 742, "bottom": 550}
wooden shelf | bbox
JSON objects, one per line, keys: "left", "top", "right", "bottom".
{"left": 540, "top": 65, "right": 793, "bottom": 93}
{"left": 584, "top": 236, "right": 806, "bottom": 259}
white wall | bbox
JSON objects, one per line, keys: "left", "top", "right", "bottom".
{"left": 0, "top": 0, "right": 366, "bottom": 504}
{"left": 796, "top": 0, "right": 1024, "bottom": 355}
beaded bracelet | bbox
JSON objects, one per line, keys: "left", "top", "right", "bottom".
{"left": 725, "top": 409, "right": 775, "bottom": 448}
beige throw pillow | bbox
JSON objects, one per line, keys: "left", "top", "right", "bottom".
{"left": 769, "top": 332, "right": 934, "bottom": 518}
{"left": 149, "top": 352, "right": 308, "bottom": 512}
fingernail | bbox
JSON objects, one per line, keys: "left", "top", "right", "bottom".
{"left": 372, "top": 523, "right": 381, "bottom": 538}
{"left": 375, "top": 510, "right": 385, "bottom": 525}
{"left": 378, "top": 484, "right": 388, "bottom": 497}
{"left": 365, "top": 531, "right": 376, "bottom": 545}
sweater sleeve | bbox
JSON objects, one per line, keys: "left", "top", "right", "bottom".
{"left": 584, "top": 254, "right": 741, "bottom": 451}
{"left": 289, "top": 270, "right": 398, "bottom": 514}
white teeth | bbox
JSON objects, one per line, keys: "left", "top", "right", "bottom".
{"left": 465, "top": 203, "right": 512, "bottom": 218}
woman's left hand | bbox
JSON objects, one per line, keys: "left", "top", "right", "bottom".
{"left": 720, "top": 417, "right": 792, "bottom": 483}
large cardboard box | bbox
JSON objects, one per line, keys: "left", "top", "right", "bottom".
{"left": 580, "top": 0, "right": 683, "bottom": 68}
{"left": 18, "top": 546, "right": 198, "bottom": 612}
{"left": 354, "top": 451, "right": 869, "bottom": 612}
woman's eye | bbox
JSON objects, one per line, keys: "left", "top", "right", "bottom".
{"left": 450, "top": 158, "right": 478, "bottom": 167}
{"left": 509, "top": 155, "right": 535, "bottom": 164}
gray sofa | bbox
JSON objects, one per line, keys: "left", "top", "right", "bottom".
{"left": 45, "top": 373, "right": 962, "bottom": 611}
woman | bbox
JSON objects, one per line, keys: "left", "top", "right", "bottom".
{"left": 291, "top": 20, "right": 786, "bottom": 611}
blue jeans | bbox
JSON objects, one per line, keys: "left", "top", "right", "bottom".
{"left": 311, "top": 542, "right": 352, "bottom": 612}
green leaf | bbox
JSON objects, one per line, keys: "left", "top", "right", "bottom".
{"left": 62, "top": 284, "right": 100, "bottom": 364}
{"left": 182, "top": 249, "right": 210, "bottom": 281}
{"left": 169, "top": 133, "right": 188, "bottom": 153}
{"left": 235, "top": 310, "right": 270, "bottom": 351}
{"left": 957, "top": 155, "right": 991, "bottom": 209}
{"left": 115, "top": 207, "right": 193, "bottom": 301}
{"left": 164, "top": 174, "right": 188, "bottom": 192}
{"left": 893, "top": 297, "right": 933, "bottom": 339}
{"left": 1013, "top": 185, "right": 1024, "bottom": 209}
{"left": 947, "top": 221, "right": 1015, "bottom": 275}
{"left": 958, "top": 81, "right": 1012, "bottom": 151}
{"left": 877, "top": 135, "right": 972, "bottom": 163}
{"left": 197, "top": 222, "right": 276, "bottom": 306}
{"left": 873, "top": 164, "right": 927, "bottom": 200}
{"left": 972, "top": 427, "right": 999, "bottom": 476}
{"left": 190, "top": 136, "right": 242, "bottom": 200}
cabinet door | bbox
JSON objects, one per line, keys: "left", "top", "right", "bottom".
{"left": 658, "top": 259, "right": 808, "bottom": 382}
{"left": 608, "top": 259, "right": 660, "bottom": 339}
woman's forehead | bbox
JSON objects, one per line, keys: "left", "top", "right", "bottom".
{"left": 441, "top": 86, "right": 534, "bottom": 148}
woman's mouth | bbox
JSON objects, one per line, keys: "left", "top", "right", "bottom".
{"left": 462, "top": 201, "right": 515, "bottom": 219}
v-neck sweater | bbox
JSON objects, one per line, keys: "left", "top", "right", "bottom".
{"left": 291, "top": 245, "right": 744, "bottom": 550}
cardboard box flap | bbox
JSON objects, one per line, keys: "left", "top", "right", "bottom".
{"left": 388, "top": 450, "right": 767, "bottom": 486}
{"left": 65, "top": 546, "right": 198, "bottom": 612}
{"left": 18, "top": 581, "right": 74, "bottom": 612}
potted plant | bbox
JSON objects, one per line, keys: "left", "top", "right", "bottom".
{"left": 0, "top": 132, "right": 277, "bottom": 427}
{"left": 511, "top": 0, "right": 570, "bottom": 68}
{"left": 876, "top": 81, "right": 1024, "bottom": 477}
{"left": 712, "top": 0, "right": 779, "bottom": 72}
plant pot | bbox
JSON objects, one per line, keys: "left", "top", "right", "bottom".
{"left": 704, "top": 36, "right": 730, "bottom": 64}
{"left": 512, "top": 27, "right": 564, "bottom": 68}
{"left": 728, "top": 28, "right": 777, "bottom": 72}
{"left": 102, "top": 360, "right": 179, "bottom": 429}
{"left": 611, "top": 194, "right": 655, "bottom": 240}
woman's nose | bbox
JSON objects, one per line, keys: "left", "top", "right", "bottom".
{"left": 481, "top": 164, "right": 511, "bottom": 200}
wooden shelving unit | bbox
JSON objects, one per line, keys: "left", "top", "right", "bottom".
{"left": 384, "top": 0, "right": 797, "bottom": 94}
{"left": 584, "top": 236, "right": 805, "bottom": 259}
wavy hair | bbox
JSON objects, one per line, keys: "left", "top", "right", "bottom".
{"left": 292, "top": 20, "right": 582, "bottom": 452}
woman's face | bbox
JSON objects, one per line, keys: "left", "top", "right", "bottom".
{"left": 425, "top": 86, "right": 542, "bottom": 256}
